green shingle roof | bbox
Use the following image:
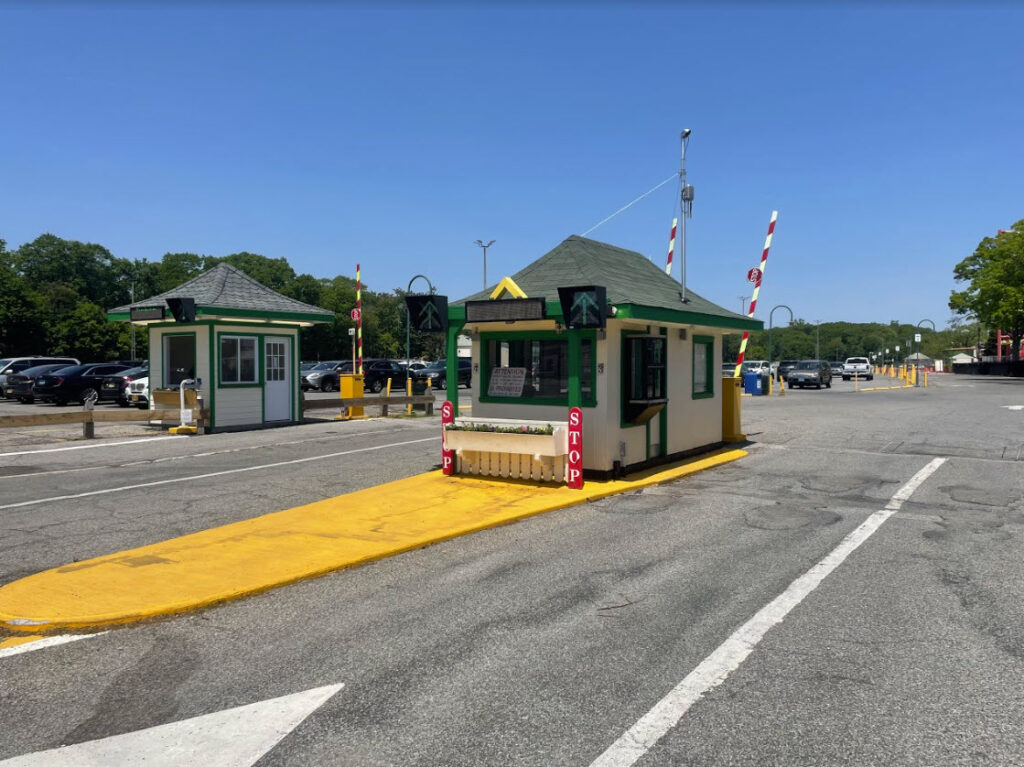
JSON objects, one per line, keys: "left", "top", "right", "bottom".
{"left": 455, "top": 235, "right": 761, "bottom": 331}
{"left": 109, "top": 263, "right": 333, "bottom": 323}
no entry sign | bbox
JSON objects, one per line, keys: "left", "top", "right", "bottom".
{"left": 350, "top": 308, "right": 361, "bottom": 321}
{"left": 746, "top": 267, "right": 762, "bottom": 284}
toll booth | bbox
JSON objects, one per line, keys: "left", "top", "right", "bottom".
{"left": 108, "top": 264, "right": 334, "bottom": 431}
{"left": 441, "top": 235, "right": 762, "bottom": 480}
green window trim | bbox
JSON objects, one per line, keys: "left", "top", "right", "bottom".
{"left": 478, "top": 329, "right": 597, "bottom": 408}
{"left": 216, "top": 332, "right": 263, "bottom": 388}
{"left": 692, "top": 334, "right": 715, "bottom": 399}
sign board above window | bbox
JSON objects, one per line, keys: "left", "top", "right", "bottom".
{"left": 405, "top": 294, "right": 449, "bottom": 332}
{"left": 557, "top": 286, "right": 607, "bottom": 329}
{"left": 130, "top": 306, "right": 166, "bottom": 322}
{"left": 465, "top": 298, "right": 546, "bottom": 323}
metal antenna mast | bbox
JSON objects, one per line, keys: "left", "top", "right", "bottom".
{"left": 679, "top": 129, "right": 693, "bottom": 302}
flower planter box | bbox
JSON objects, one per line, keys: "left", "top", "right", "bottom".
{"left": 152, "top": 389, "right": 199, "bottom": 409}
{"left": 444, "top": 417, "right": 569, "bottom": 483}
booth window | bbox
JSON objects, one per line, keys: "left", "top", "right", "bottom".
{"left": 220, "top": 336, "right": 258, "bottom": 384}
{"left": 482, "top": 333, "right": 594, "bottom": 405}
{"left": 693, "top": 335, "right": 714, "bottom": 399}
{"left": 622, "top": 334, "right": 667, "bottom": 425}
{"left": 163, "top": 334, "right": 196, "bottom": 387}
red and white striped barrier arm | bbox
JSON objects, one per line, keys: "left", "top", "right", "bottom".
{"left": 733, "top": 211, "right": 778, "bottom": 377}
{"left": 665, "top": 217, "right": 678, "bottom": 276}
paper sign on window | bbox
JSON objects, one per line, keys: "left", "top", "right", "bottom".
{"left": 487, "top": 367, "right": 527, "bottom": 397}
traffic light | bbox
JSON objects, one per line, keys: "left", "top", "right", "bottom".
{"left": 166, "top": 297, "right": 196, "bottom": 322}
{"left": 557, "top": 286, "right": 607, "bottom": 329}
{"left": 405, "top": 294, "right": 448, "bottom": 332}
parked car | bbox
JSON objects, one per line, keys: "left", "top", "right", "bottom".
{"left": 830, "top": 361, "right": 845, "bottom": 377}
{"left": 0, "top": 356, "right": 79, "bottom": 398}
{"left": 786, "top": 360, "right": 832, "bottom": 389}
{"left": 776, "top": 359, "right": 799, "bottom": 381}
{"left": 411, "top": 358, "right": 472, "bottom": 390}
{"left": 101, "top": 366, "right": 149, "bottom": 407}
{"left": 302, "top": 360, "right": 347, "bottom": 392}
{"left": 32, "top": 363, "right": 134, "bottom": 405}
{"left": 842, "top": 356, "right": 873, "bottom": 381}
{"left": 3, "top": 363, "right": 72, "bottom": 403}
{"left": 740, "top": 360, "right": 771, "bottom": 376}
{"left": 127, "top": 376, "right": 151, "bottom": 409}
{"left": 721, "top": 362, "right": 738, "bottom": 377}
{"left": 362, "top": 359, "right": 408, "bottom": 393}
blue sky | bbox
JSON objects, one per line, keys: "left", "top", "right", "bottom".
{"left": 1, "top": 3, "right": 1021, "bottom": 328}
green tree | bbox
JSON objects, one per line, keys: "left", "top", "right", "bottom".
{"left": 950, "top": 221, "right": 1024, "bottom": 361}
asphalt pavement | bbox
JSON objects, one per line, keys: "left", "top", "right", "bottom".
{"left": 1, "top": 375, "right": 1023, "bottom": 766}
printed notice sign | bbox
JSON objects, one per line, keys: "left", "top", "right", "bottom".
{"left": 487, "top": 367, "right": 527, "bottom": 397}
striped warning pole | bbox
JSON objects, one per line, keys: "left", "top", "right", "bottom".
{"left": 665, "top": 217, "right": 678, "bottom": 276}
{"left": 733, "top": 211, "right": 778, "bottom": 378}
{"left": 356, "top": 264, "right": 363, "bottom": 375}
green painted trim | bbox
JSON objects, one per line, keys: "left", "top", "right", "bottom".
{"left": 159, "top": 331, "right": 197, "bottom": 389}
{"left": 106, "top": 312, "right": 129, "bottom": 322}
{"left": 197, "top": 306, "right": 333, "bottom": 323}
{"left": 445, "top": 322, "right": 465, "bottom": 416}
{"left": 693, "top": 334, "right": 715, "bottom": 400}
{"left": 619, "top": 328, "right": 645, "bottom": 429}
{"left": 478, "top": 329, "right": 597, "bottom": 408}
{"left": 659, "top": 326, "right": 668, "bottom": 458}
{"left": 207, "top": 327, "right": 216, "bottom": 429}
{"left": 615, "top": 303, "right": 762, "bottom": 331}
{"left": 567, "top": 330, "right": 582, "bottom": 409}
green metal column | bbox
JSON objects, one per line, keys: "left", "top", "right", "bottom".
{"left": 446, "top": 322, "right": 464, "bottom": 416}
{"left": 567, "top": 329, "right": 582, "bottom": 409}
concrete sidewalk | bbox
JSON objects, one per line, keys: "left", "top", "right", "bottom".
{"left": 0, "top": 448, "right": 746, "bottom": 635}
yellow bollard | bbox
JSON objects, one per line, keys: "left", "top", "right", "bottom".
{"left": 924, "top": 369, "right": 928, "bottom": 387}
{"left": 721, "top": 375, "right": 745, "bottom": 441}
{"left": 779, "top": 376, "right": 785, "bottom": 396}
{"left": 386, "top": 377, "right": 392, "bottom": 397}
{"left": 855, "top": 371, "right": 860, "bottom": 391}
{"left": 769, "top": 375, "right": 774, "bottom": 396}
{"left": 407, "top": 378, "right": 413, "bottom": 415}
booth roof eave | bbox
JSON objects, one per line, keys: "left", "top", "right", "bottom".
{"left": 447, "top": 302, "right": 763, "bottom": 332}
{"left": 106, "top": 306, "right": 335, "bottom": 326}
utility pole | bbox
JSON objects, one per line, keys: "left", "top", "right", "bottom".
{"left": 738, "top": 296, "right": 748, "bottom": 315}
{"left": 679, "top": 129, "right": 693, "bottom": 302}
{"left": 475, "top": 239, "right": 495, "bottom": 290}
{"left": 815, "top": 320, "right": 822, "bottom": 359}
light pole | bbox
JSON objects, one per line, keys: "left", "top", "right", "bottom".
{"left": 405, "top": 274, "right": 437, "bottom": 374}
{"left": 916, "top": 319, "right": 935, "bottom": 387}
{"left": 768, "top": 304, "right": 793, "bottom": 375}
{"left": 679, "top": 128, "right": 693, "bottom": 302}
{"left": 738, "top": 296, "right": 749, "bottom": 315}
{"left": 475, "top": 239, "right": 495, "bottom": 290}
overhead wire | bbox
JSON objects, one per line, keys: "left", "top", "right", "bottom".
{"left": 580, "top": 173, "right": 678, "bottom": 237}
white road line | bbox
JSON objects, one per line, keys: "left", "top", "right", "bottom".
{"left": 0, "top": 683, "right": 343, "bottom": 766}
{"left": 589, "top": 456, "right": 947, "bottom": 767}
{"left": 0, "top": 436, "right": 185, "bottom": 457}
{"left": 0, "top": 436, "right": 438, "bottom": 511}
{"left": 0, "top": 632, "right": 107, "bottom": 659}
{"left": 0, "top": 427, "right": 417, "bottom": 480}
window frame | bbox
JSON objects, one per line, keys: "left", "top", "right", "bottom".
{"left": 162, "top": 332, "right": 197, "bottom": 389}
{"left": 478, "top": 329, "right": 597, "bottom": 407}
{"left": 692, "top": 334, "right": 715, "bottom": 399}
{"left": 217, "top": 333, "right": 261, "bottom": 387}
{"left": 620, "top": 331, "right": 668, "bottom": 426}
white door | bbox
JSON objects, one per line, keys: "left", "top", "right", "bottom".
{"left": 264, "top": 337, "right": 291, "bottom": 422}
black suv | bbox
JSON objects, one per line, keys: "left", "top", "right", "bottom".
{"left": 412, "top": 359, "right": 472, "bottom": 390}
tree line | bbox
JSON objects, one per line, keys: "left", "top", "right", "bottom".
{"left": 0, "top": 234, "right": 445, "bottom": 363}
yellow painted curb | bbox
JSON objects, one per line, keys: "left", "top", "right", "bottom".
{"left": 0, "top": 635, "right": 42, "bottom": 651}
{"left": 0, "top": 448, "right": 746, "bottom": 634}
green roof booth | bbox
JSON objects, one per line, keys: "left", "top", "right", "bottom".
{"left": 108, "top": 264, "right": 334, "bottom": 431}
{"left": 444, "top": 235, "right": 762, "bottom": 480}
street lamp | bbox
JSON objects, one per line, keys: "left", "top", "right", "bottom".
{"left": 405, "top": 274, "right": 437, "bottom": 375}
{"left": 915, "top": 320, "right": 935, "bottom": 387}
{"left": 475, "top": 239, "right": 495, "bottom": 290}
{"left": 738, "top": 296, "right": 749, "bottom": 314}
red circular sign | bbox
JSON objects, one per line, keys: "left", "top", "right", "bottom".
{"left": 350, "top": 308, "right": 361, "bottom": 321}
{"left": 747, "top": 267, "right": 762, "bottom": 284}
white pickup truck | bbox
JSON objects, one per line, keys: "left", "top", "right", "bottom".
{"left": 841, "top": 357, "right": 873, "bottom": 381}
